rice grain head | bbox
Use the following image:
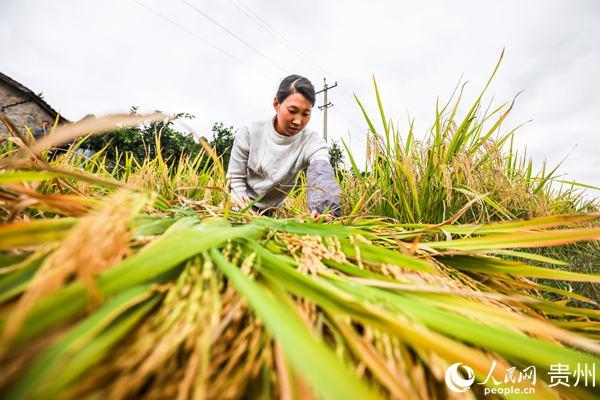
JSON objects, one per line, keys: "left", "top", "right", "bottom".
{"left": 0, "top": 190, "right": 146, "bottom": 349}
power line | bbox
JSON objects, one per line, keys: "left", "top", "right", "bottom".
{"left": 179, "top": 0, "right": 288, "bottom": 74}
{"left": 235, "top": 0, "right": 334, "bottom": 81}
{"left": 227, "top": 0, "right": 367, "bottom": 128}
{"left": 134, "top": 0, "right": 366, "bottom": 138}
{"left": 227, "top": 1, "right": 362, "bottom": 125}
{"left": 132, "top": 0, "right": 272, "bottom": 83}
{"left": 132, "top": 0, "right": 241, "bottom": 64}
{"left": 230, "top": 0, "right": 360, "bottom": 108}
{"left": 226, "top": 0, "right": 327, "bottom": 80}
{"left": 227, "top": 0, "right": 361, "bottom": 112}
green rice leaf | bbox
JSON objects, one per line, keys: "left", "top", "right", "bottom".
{"left": 7, "top": 285, "right": 157, "bottom": 399}
{"left": 439, "top": 254, "right": 600, "bottom": 282}
{"left": 424, "top": 228, "right": 600, "bottom": 250}
{"left": 210, "top": 247, "right": 382, "bottom": 400}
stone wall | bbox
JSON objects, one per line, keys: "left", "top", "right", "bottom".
{"left": 0, "top": 81, "right": 57, "bottom": 134}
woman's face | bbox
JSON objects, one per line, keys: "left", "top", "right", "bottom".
{"left": 273, "top": 92, "right": 313, "bottom": 136}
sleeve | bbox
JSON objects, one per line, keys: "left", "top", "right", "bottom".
{"left": 306, "top": 159, "right": 341, "bottom": 217}
{"left": 226, "top": 126, "right": 251, "bottom": 204}
{"left": 305, "top": 133, "right": 331, "bottom": 165}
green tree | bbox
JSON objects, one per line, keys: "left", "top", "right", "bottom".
{"left": 83, "top": 109, "right": 201, "bottom": 164}
{"left": 209, "top": 122, "right": 234, "bottom": 168}
{"left": 328, "top": 140, "right": 345, "bottom": 171}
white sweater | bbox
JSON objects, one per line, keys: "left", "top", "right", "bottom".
{"left": 226, "top": 118, "right": 330, "bottom": 208}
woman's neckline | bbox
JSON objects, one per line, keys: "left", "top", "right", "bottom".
{"left": 268, "top": 116, "right": 303, "bottom": 144}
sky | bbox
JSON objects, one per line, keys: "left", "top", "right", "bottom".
{"left": 1, "top": 0, "right": 599, "bottom": 188}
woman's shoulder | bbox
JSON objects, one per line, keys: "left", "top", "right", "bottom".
{"left": 301, "top": 127, "right": 326, "bottom": 144}
{"left": 238, "top": 119, "right": 271, "bottom": 137}
{"left": 246, "top": 119, "right": 271, "bottom": 131}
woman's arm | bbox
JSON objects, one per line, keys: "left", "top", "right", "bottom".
{"left": 307, "top": 160, "right": 341, "bottom": 216}
{"left": 305, "top": 137, "right": 341, "bottom": 216}
{"left": 226, "top": 127, "right": 251, "bottom": 207}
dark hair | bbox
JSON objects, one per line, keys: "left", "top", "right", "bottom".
{"left": 276, "top": 74, "right": 316, "bottom": 106}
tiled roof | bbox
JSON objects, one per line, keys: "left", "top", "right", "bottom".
{"left": 0, "top": 71, "right": 68, "bottom": 123}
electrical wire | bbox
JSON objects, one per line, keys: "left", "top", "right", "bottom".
{"left": 132, "top": 0, "right": 273, "bottom": 83}
{"left": 134, "top": 0, "right": 366, "bottom": 138}
{"left": 179, "top": 0, "right": 289, "bottom": 74}
{"left": 229, "top": 0, "right": 361, "bottom": 112}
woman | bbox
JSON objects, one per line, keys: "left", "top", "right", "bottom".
{"left": 226, "top": 74, "right": 341, "bottom": 216}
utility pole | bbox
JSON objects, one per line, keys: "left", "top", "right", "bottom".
{"left": 316, "top": 78, "right": 337, "bottom": 142}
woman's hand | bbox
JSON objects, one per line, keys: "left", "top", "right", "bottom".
{"left": 313, "top": 210, "right": 335, "bottom": 222}
{"left": 230, "top": 195, "right": 251, "bottom": 212}
{"left": 296, "top": 209, "right": 335, "bottom": 223}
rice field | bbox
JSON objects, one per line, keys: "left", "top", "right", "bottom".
{"left": 0, "top": 62, "right": 598, "bottom": 399}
